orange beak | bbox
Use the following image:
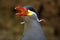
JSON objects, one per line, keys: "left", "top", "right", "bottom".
{"left": 15, "top": 6, "right": 28, "bottom": 16}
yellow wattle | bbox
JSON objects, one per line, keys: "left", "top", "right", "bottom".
{"left": 27, "top": 10, "right": 33, "bottom": 16}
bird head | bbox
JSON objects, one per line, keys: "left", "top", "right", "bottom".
{"left": 15, "top": 6, "right": 33, "bottom": 16}
{"left": 15, "top": 6, "right": 41, "bottom": 22}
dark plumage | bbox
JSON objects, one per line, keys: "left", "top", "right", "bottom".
{"left": 24, "top": 6, "right": 40, "bottom": 19}
{"left": 24, "top": 6, "right": 37, "bottom": 13}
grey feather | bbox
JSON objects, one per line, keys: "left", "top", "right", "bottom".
{"left": 20, "top": 10, "right": 47, "bottom": 40}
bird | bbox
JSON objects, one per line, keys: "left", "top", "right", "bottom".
{"left": 15, "top": 6, "right": 47, "bottom": 40}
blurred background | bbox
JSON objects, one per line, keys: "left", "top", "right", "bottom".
{"left": 0, "top": 0, "right": 60, "bottom": 40}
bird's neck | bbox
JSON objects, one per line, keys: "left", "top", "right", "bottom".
{"left": 24, "top": 19, "right": 40, "bottom": 28}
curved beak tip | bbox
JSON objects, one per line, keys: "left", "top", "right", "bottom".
{"left": 16, "top": 13, "right": 20, "bottom": 16}
{"left": 15, "top": 8, "right": 16, "bottom": 10}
